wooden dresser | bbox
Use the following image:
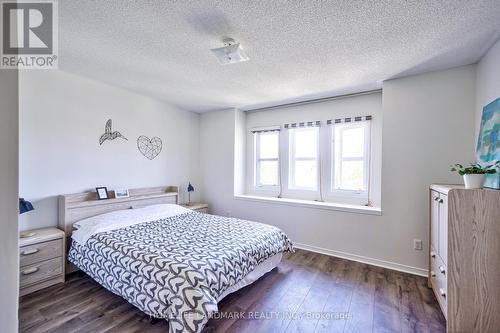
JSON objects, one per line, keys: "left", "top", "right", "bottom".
{"left": 19, "top": 227, "right": 65, "bottom": 296}
{"left": 429, "top": 184, "right": 500, "bottom": 332}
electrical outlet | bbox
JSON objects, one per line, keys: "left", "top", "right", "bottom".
{"left": 413, "top": 239, "right": 423, "bottom": 251}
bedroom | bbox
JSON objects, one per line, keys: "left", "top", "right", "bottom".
{"left": 1, "top": 1, "right": 500, "bottom": 332}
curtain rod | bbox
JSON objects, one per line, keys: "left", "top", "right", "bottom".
{"left": 243, "top": 89, "right": 382, "bottom": 113}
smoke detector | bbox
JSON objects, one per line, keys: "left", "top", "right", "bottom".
{"left": 210, "top": 38, "right": 250, "bottom": 65}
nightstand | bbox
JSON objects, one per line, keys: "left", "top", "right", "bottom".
{"left": 181, "top": 203, "right": 209, "bottom": 213}
{"left": 19, "top": 227, "right": 65, "bottom": 296}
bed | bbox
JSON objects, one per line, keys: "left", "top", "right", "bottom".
{"left": 59, "top": 186, "right": 293, "bottom": 333}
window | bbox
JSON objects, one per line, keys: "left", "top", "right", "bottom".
{"left": 332, "top": 121, "right": 370, "bottom": 193}
{"left": 247, "top": 116, "right": 374, "bottom": 207}
{"left": 254, "top": 131, "right": 279, "bottom": 188}
{"left": 288, "top": 127, "right": 319, "bottom": 190}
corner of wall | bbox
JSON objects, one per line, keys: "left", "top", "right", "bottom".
{"left": 198, "top": 108, "right": 238, "bottom": 206}
{"left": 233, "top": 109, "right": 246, "bottom": 196}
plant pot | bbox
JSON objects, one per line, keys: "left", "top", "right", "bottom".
{"left": 463, "top": 174, "right": 485, "bottom": 189}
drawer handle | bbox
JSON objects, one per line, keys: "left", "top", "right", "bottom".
{"left": 439, "top": 288, "right": 446, "bottom": 298}
{"left": 439, "top": 199, "right": 444, "bottom": 203}
{"left": 21, "top": 248, "right": 39, "bottom": 256}
{"left": 22, "top": 267, "right": 39, "bottom": 275}
{"left": 430, "top": 251, "right": 436, "bottom": 258}
{"left": 430, "top": 270, "right": 436, "bottom": 277}
{"left": 439, "top": 265, "right": 446, "bottom": 275}
{"left": 433, "top": 197, "right": 439, "bottom": 201}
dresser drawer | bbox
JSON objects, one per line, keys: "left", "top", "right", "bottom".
{"left": 437, "top": 194, "right": 448, "bottom": 265}
{"left": 430, "top": 248, "right": 447, "bottom": 317}
{"left": 430, "top": 191, "right": 440, "bottom": 252}
{"left": 434, "top": 270, "right": 448, "bottom": 317}
{"left": 20, "top": 239, "right": 63, "bottom": 267}
{"left": 20, "top": 257, "right": 63, "bottom": 288}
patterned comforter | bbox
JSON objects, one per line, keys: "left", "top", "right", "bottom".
{"left": 68, "top": 211, "right": 293, "bottom": 333}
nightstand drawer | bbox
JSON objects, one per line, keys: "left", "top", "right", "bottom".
{"left": 20, "top": 239, "right": 63, "bottom": 267}
{"left": 20, "top": 257, "right": 63, "bottom": 288}
{"left": 181, "top": 203, "right": 208, "bottom": 213}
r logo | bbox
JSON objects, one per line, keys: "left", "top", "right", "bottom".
{"left": 2, "top": 1, "right": 53, "bottom": 54}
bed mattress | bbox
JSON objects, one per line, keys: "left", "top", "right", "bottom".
{"left": 68, "top": 208, "right": 293, "bottom": 333}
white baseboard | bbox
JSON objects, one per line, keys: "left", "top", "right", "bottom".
{"left": 294, "top": 242, "right": 428, "bottom": 277}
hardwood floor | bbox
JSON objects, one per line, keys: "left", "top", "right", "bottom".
{"left": 19, "top": 249, "right": 446, "bottom": 333}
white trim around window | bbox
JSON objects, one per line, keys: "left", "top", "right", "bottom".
{"left": 253, "top": 130, "right": 280, "bottom": 191}
{"left": 247, "top": 116, "right": 374, "bottom": 207}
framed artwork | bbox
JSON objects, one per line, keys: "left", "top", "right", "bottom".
{"left": 96, "top": 187, "right": 109, "bottom": 200}
{"left": 476, "top": 97, "right": 500, "bottom": 189}
{"left": 114, "top": 188, "right": 130, "bottom": 199}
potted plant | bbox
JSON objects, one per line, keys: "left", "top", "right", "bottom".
{"left": 450, "top": 161, "right": 499, "bottom": 189}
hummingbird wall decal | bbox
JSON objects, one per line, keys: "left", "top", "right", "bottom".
{"left": 99, "top": 119, "right": 128, "bottom": 145}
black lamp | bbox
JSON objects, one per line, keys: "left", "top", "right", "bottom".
{"left": 187, "top": 182, "right": 194, "bottom": 206}
{"left": 19, "top": 198, "right": 34, "bottom": 214}
{"left": 19, "top": 198, "right": 36, "bottom": 238}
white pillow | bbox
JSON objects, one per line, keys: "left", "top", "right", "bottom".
{"left": 72, "top": 204, "right": 191, "bottom": 244}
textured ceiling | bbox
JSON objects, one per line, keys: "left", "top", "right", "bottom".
{"left": 59, "top": 1, "right": 500, "bottom": 112}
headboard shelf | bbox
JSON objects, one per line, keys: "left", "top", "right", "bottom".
{"left": 67, "top": 192, "right": 178, "bottom": 209}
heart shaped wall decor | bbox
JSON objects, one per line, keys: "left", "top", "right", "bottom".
{"left": 137, "top": 135, "right": 162, "bottom": 160}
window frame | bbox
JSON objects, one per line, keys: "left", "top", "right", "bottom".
{"left": 247, "top": 118, "right": 373, "bottom": 206}
{"left": 329, "top": 121, "right": 371, "bottom": 199}
{"left": 253, "top": 130, "right": 280, "bottom": 191}
{"left": 287, "top": 126, "right": 320, "bottom": 192}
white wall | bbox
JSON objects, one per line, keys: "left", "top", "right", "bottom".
{"left": 200, "top": 65, "right": 476, "bottom": 275}
{"left": 244, "top": 92, "right": 382, "bottom": 206}
{"left": 234, "top": 109, "right": 246, "bottom": 195}
{"left": 476, "top": 38, "right": 500, "bottom": 139}
{"left": 19, "top": 70, "right": 200, "bottom": 231}
{"left": 382, "top": 65, "right": 476, "bottom": 270}
{"left": 0, "top": 70, "right": 20, "bottom": 332}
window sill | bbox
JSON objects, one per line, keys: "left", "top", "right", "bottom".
{"left": 233, "top": 194, "right": 382, "bottom": 215}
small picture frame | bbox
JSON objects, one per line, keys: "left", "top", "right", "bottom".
{"left": 96, "top": 187, "right": 109, "bottom": 200}
{"left": 114, "top": 188, "right": 130, "bottom": 199}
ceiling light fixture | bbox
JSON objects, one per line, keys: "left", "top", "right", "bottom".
{"left": 210, "top": 38, "right": 249, "bottom": 65}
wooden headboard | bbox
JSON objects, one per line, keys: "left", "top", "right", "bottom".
{"left": 58, "top": 185, "right": 178, "bottom": 274}
{"left": 58, "top": 185, "right": 178, "bottom": 237}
